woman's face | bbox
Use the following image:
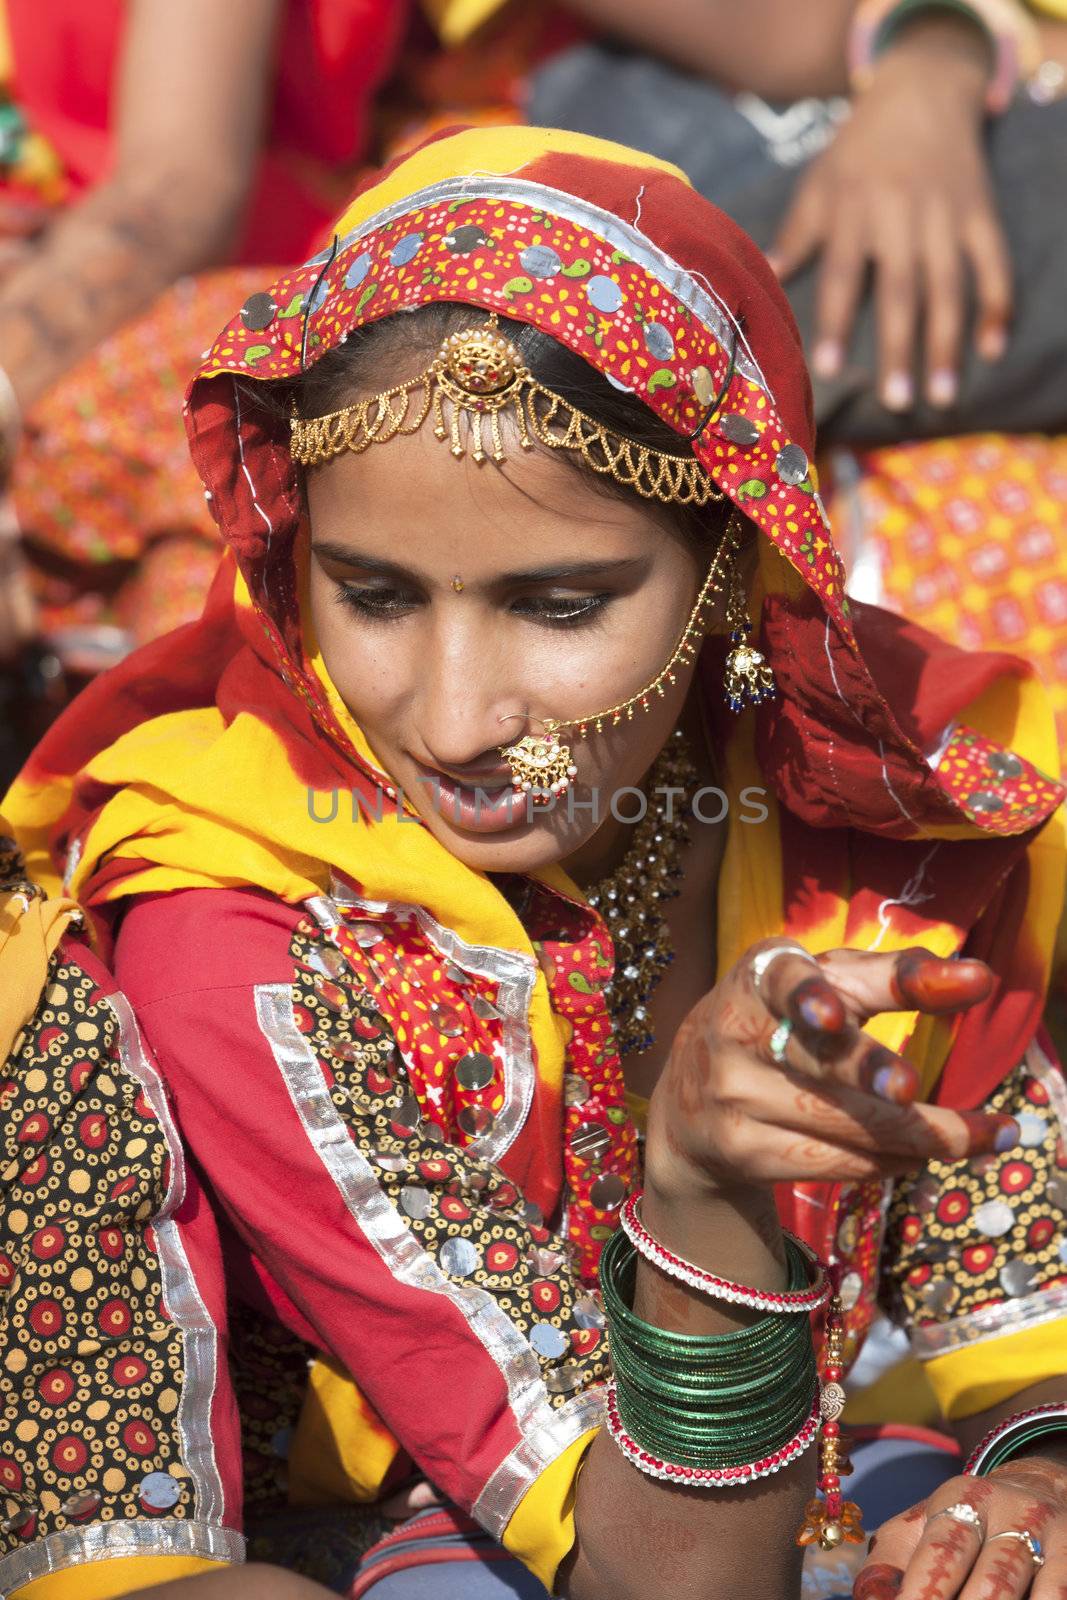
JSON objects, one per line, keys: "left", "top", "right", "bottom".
{"left": 306, "top": 418, "right": 725, "bottom": 876}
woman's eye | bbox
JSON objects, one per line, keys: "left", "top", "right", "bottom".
{"left": 334, "top": 585, "right": 610, "bottom": 627}
{"left": 513, "top": 594, "right": 610, "bottom": 626}
{"left": 336, "top": 584, "right": 416, "bottom": 618}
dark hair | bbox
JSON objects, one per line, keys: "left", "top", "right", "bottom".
{"left": 284, "top": 303, "right": 747, "bottom": 556}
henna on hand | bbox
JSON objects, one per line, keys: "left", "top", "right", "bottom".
{"left": 891, "top": 951, "right": 994, "bottom": 1015}
{"left": 853, "top": 1564, "right": 904, "bottom": 1600}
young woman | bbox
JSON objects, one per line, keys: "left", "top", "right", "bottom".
{"left": 3, "top": 125, "right": 1067, "bottom": 1600}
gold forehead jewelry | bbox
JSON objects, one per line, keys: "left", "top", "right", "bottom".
{"left": 290, "top": 314, "right": 725, "bottom": 509}
{"left": 499, "top": 515, "right": 745, "bottom": 805}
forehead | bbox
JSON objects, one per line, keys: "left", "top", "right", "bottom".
{"left": 195, "top": 173, "right": 848, "bottom": 638}
{"left": 305, "top": 420, "right": 683, "bottom": 568}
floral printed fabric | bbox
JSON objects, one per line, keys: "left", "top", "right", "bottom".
{"left": 831, "top": 435, "right": 1067, "bottom": 756}
{"left": 0, "top": 944, "right": 241, "bottom": 1589}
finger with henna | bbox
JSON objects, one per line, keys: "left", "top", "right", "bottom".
{"left": 853, "top": 1564, "right": 904, "bottom": 1600}
{"left": 891, "top": 952, "right": 994, "bottom": 1014}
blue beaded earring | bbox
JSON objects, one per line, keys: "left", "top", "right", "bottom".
{"left": 723, "top": 558, "right": 775, "bottom": 712}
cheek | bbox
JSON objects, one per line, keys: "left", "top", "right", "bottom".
{"left": 564, "top": 666, "right": 694, "bottom": 797}
{"left": 528, "top": 593, "right": 691, "bottom": 724}
{"left": 310, "top": 578, "right": 408, "bottom": 729}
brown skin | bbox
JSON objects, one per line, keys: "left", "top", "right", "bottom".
{"left": 0, "top": 0, "right": 281, "bottom": 415}
{"left": 305, "top": 416, "right": 718, "bottom": 880}
{"left": 563, "top": 5, "right": 1013, "bottom": 412}
{"left": 852, "top": 1406, "right": 1067, "bottom": 1600}
{"left": 123, "top": 1567, "right": 333, "bottom": 1600}
{"left": 769, "top": 13, "right": 1008, "bottom": 413}
{"left": 853, "top": 1450, "right": 1067, "bottom": 1600}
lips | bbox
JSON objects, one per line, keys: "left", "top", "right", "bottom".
{"left": 421, "top": 760, "right": 513, "bottom": 789}
{"left": 413, "top": 761, "right": 528, "bottom": 835}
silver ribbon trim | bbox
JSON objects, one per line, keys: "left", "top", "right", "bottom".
{"left": 0, "top": 1517, "right": 244, "bottom": 1593}
{"left": 107, "top": 992, "right": 227, "bottom": 1527}
{"left": 304, "top": 175, "right": 774, "bottom": 402}
{"left": 255, "top": 982, "right": 603, "bottom": 1538}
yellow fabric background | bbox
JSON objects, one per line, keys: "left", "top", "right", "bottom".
{"left": 13, "top": 1556, "right": 224, "bottom": 1599}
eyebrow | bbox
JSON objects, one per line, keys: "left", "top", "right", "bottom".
{"left": 310, "top": 542, "right": 646, "bottom": 585}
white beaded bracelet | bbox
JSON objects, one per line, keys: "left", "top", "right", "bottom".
{"left": 620, "top": 1192, "right": 829, "bottom": 1313}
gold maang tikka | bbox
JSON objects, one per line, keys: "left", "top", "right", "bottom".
{"left": 290, "top": 313, "right": 723, "bottom": 507}
{"left": 290, "top": 314, "right": 774, "bottom": 803}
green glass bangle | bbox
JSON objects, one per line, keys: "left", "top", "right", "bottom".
{"left": 601, "top": 1224, "right": 811, "bottom": 1354}
{"left": 985, "top": 1419, "right": 1067, "bottom": 1470}
{"left": 600, "top": 1224, "right": 819, "bottom": 1470}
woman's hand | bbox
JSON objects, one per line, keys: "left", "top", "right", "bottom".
{"left": 645, "top": 939, "right": 1018, "bottom": 1205}
{"left": 854, "top": 1456, "right": 1067, "bottom": 1600}
{"left": 769, "top": 16, "right": 1010, "bottom": 413}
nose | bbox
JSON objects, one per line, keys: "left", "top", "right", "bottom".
{"left": 416, "top": 617, "right": 526, "bottom": 773}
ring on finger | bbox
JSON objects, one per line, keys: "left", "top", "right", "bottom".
{"left": 928, "top": 1503, "right": 984, "bottom": 1537}
{"left": 768, "top": 1018, "right": 794, "bottom": 1064}
{"left": 987, "top": 1531, "right": 1044, "bottom": 1569}
{"left": 750, "top": 943, "right": 817, "bottom": 1001}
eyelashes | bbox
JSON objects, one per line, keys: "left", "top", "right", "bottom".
{"left": 335, "top": 585, "right": 412, "bottom": 619}
{"left": 519, "top": 595, "right": 610, "bottom": 626}
{"left": 335, "top": 585, "right": 611, "bottom": 629}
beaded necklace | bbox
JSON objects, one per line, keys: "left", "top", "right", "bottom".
{"left": 585, "top": 729, "right": 697, "bottom": 1057}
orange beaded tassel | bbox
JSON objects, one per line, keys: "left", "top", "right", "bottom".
{"left": 796, "top": 1270, "right": 865, "bottom": 1551}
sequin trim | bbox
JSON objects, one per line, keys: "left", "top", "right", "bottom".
{"left": 308, "top": 176, "right": 773, "bottom": 400}
{"left": 0, "top": 1517, "right": 244, "bottom": 1591}
{"left": 313, "top": 886, "right": 538, "bottom": 1166}
{"left": 107, "top": 993, "right": 226, "bottom": 1525}
{"left": 254, "top": 982, "right": 603, "bottom": 1537}
{"left": 909, "top": 1279, "right": 1067, "bottom": 1361}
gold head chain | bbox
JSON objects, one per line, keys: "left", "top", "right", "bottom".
{"left": 290, "top": 312, "right": 724, "bottom": 509}
{"left": 289, "top": 313, "right": 769, "bottom": 805}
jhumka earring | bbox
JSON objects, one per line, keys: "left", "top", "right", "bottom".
{"left": 498, "top": 523, "right": 737, "bottom": 805}
{"left": 723, "top": 557, "right": 776, "bottom": 713}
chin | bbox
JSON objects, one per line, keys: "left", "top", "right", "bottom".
{"left": 417, "top": 810, "right": 584, "bottom": 877}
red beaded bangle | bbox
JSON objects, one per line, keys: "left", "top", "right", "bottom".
{"left": 620, "top": 1192, "right": 829, "bottom": 1313}
{"left": 606, "top": 1381, "right": 822, "bottom": 1485}
{"left": 964, "top": 1403, "right": 1067, "bottom": 1476}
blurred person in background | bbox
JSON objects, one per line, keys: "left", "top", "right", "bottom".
{"left": 525, "top": 0, "right": 1067, "bottom": 756}
{"left": 0, "top": 0, "right": 490, "bottom": 786}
